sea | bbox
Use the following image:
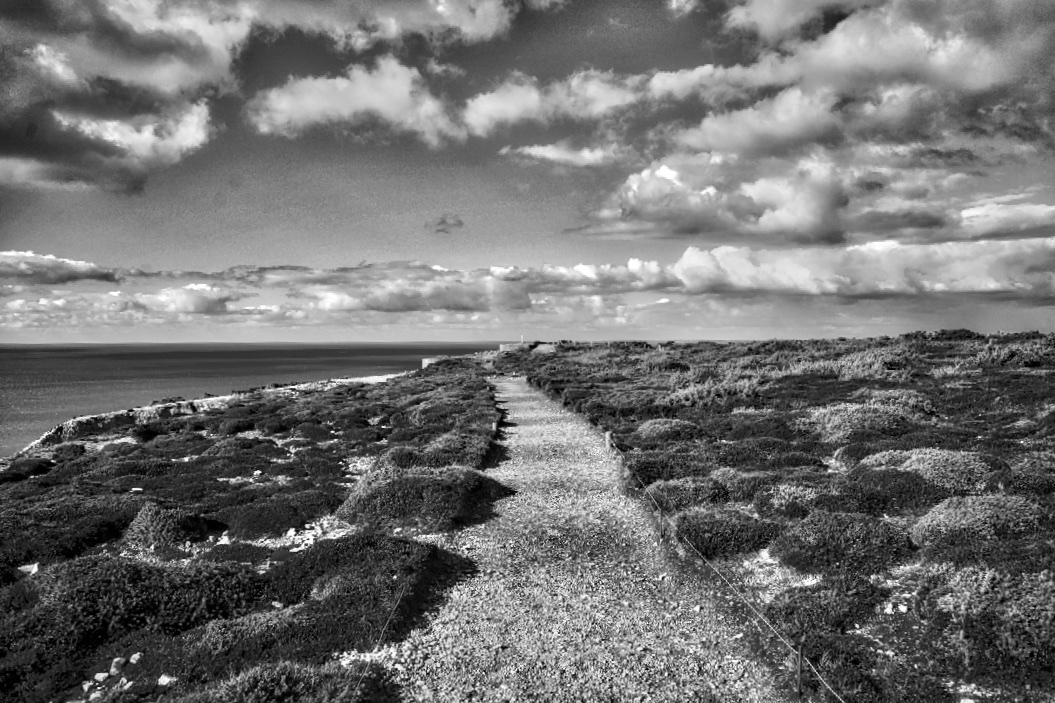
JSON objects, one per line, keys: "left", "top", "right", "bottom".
{"left": 0, "top": 343, "right": 498, "bottom": 459}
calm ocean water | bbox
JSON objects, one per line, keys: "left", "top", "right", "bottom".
{"left": 0, "top": 343, "right": 497, "bottom": 458}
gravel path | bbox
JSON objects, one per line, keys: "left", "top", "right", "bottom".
{"left": 381, "top": 378, "right": 795, "bottom": 702}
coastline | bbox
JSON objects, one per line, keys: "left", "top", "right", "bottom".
{"left": 4, "top": 372, "right": 407, "bottom": 464}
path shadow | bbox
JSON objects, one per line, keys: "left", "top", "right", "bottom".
{"left": 455, "top": 473, "right": 517, "bottom": 530}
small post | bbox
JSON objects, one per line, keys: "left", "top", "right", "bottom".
{"left": 796, "top": 635, "right": 804, "bottom": 701}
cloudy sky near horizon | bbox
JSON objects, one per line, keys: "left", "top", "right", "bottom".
{"left": 2, "top": 0, "right": 1055, "bottom": 342}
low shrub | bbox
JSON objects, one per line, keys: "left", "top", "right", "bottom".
{"left": 802, "top": 402, "right": 917, "bottom": 443}
{"left": 672, "top": 506, "right": 780, "bottom": 559}
{"left": 769, "top": 510, "right": 913, "bottom": 577}
{"left": 643, "top": 477, "right": 728, "bottom": 512}
{"left": 257, "top": 417, "right": 293, "bottom": 435}
{"left": 631, "top": 419, "right": 704, "bottom": 446}
{"left": 0, "top": 458, "right": 54, "bottom": 483}
{"left": 148, "top": 432, "right": 214, "bottom": 458}
{"left": 622, "top": 447, "right": 717, "bottom": 486}
{"left": 174, "top": 660, "right": 393, "bottom": 703}
{"left": 838, "top": 467, "right": 949, "bottom": 515}
{"left": 219, "top": 490, "right": 345, "bottom": 539}
{"left": 201, "top": 542, "right": 272, "bottom": 564}
{"left": 37, "top": 556, "right": 264, "bottom": 639}
{"left": 51, "top": 443, "right": 86, "bottom": 462}
{"left": 984, "top": 466, "right": 1055, "bottom": 495}
{"left": 850, "top": 387, "right": 936, "bottom": 415}
{"left": 798, "top": 632, "right": 885, "bottom": 703}
{"left": 124, "top": 502, "right": 213, "bottom": 549}
{"left": 295, "top": 422, "right": 332, "bottom": 442}
{"left": 752, "top": 482, "right": 823, "bottom": 519}
{"left": 909, "top": 494, "right": 1043, "bottom": 550}
{"left": 862, "top": 448, "right": 995, "bottom": 495}
{"left": 764, "top": 579, "right": 889, "bottom": 638}
{"left": 335, "top": 468, "right": 482, "bottom": 532}
{"left": 931, "top": 567, "right": 1055, "bottom": 671}
{"left": 218, "top": 418, "right": 256, "bottom": 436}
{"left": 709, "top": 468, "right": 781, "bottom": 502}
{"left": 131, "top": 422, "right": 166, "bottom": 443}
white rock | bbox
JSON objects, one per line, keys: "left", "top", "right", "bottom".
{"left": 157, "top": 674, "right": 177, "bottom": 686}
{"left": 129, "top": 652, "right": 142, "bottom": 664}
{"left": 109, "top": 657, "right": 127, "bottom": 676}
{"left": 898, "top": 604, "right": 908, "bottom": 613}
{"left": 17, "top": 563, "right": 38, "bottom": 575}
{"left": 93, "top": 672, "right": 108, "bottom": 683}
{"left": 82, "top": 681, "right": 93, "bottom": 692}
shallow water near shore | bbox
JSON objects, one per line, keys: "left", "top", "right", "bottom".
{"left": 0, "top": 342, "right": 496, "bottom": 457}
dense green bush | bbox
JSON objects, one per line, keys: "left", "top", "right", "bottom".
{"left": 218, "top": 490, "right": 345, "bottom": 539}
{"left": 836, "top": 467, "right": 949, "bottom": 515}
{"left": 643, "top": 477, "right": 728, "bottom": 512}
{"left": 622, "top": 447, "right": 717, "bottom": 486}
{"left": 50, "top": 443, "right": 86, "bottom": 462}
{"left": 124, "top": 502, "right": 212, "bottom": 549}
{"left": 0, "top": 458, "right": 54, "bottom": 483}
{"left": 930, "top": 567, "right": 1055, "bottom": 671}
{"left": 295, "top": 422, "right": 332, "bottom": 442}
{"left": 218, "top": 418, "right": 256, "bottom": 436}
{"left": 984, "top": 466, "right": 1055, "bottom": 495}
{"left": 709, "top": 468, "right": 781, "bottom": 502}
{"left": 174, "top": 660, "right": 394, "bottom": 703}
{"left": 910, "top": 495, "right": 1043, "bottom": 550}
{"left": 148, "top": 432, "right": 214, "bottom": 458}
{"left": 769, "top": 511, "right": 913, "bottom": 577}
{"left": 803, "top": 403, "right": 917, "bottom": 443}
{"left": 672, "top": 506, "right": 780, "bottom": 559}
{"left": 861, "top": 448, "right": 997, "bottom": 495}
{"left": 630, "top": 419, "right": 704, "bottom": 446}
{"left": 752, "top": 482, "right": 823, "bottom": 519}
{"left": 798, "top": 632, "right": 885, "bottom": 703}
{"left": 201, "top": 542, "right": 272, "bottom": 564}
{"left": 336, "top": 468, "right": 482, "bottom": 532}
{"left": 764, "top": 579, "right": 889, "bottom": 638}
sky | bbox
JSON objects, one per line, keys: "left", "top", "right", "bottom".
{"left": 2, "top": 0, "right": 1055, "bottom": 343}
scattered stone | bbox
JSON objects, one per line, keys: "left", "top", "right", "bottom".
{"left": 109, "top": 657, "right": 127, "bottom": 676}
{"left": 157, "top": 674, "right": 177, "bottom": 686}
{"left": 129, "top": 652, "right": 142, "bottom": 664}
{"left": 93, "top": 672, "right": 108, "bottom": 683}
{"left": 81, "top": 681, "right": 92, "bottom": 692}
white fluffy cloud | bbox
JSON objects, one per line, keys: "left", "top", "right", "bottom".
{"left": 676, "top": 87, "right": 841, "bottom": 156}
{"left": 463, "top": 69, "right": 644, "bottom": 137}
{"left": 53, "top": 101, "right": 213, "bottom": 168}
{"left": 247, "top": 57, "right": 463, "bottom": 146}
{"left": 671, "top": 238, "right": 1055, "bottom": 296}
{"left": 500, "top": 142, "right": 623, "bottom": 167}
{"left": 0, "top": 251, "right": 120, "bottom": 284}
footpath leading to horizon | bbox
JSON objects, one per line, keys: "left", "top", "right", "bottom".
{"left": 375, "top": 377, "right": 793, "bottom": 702}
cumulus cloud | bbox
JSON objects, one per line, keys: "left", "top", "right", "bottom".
{"left": 598, "top": 153, "right": 850, "bottom": 243}
{"left": 0, "top": 1, "right": 255, "bottom": 191}
{"left": 0, "top": 251, "right": 120, "bottom": 284}
{"left": 670, "top": 238, "right": 1055, "bottom": 296}
{"left": 244, "top": 0, "right": 520, "bottom": 49}
{"left": 246, "top": 56, "right": 463, "bottom": 146}
{"left": 463, "top": 69, "right": 644, "bottom": 137}
{"left": 500, "top": 142, "right": 624, "bottom": 167}
{"left": 579, "top": 0, "right": 1055, "bottom": 243}
{"left": 6, "top": 240, "right": 1055, "bottom": 336}
{"left": 676, "top": 87, "right": 841, "bottom": 156}
{"left": 726, "top": 0, "right": 876, "bottom": 42}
